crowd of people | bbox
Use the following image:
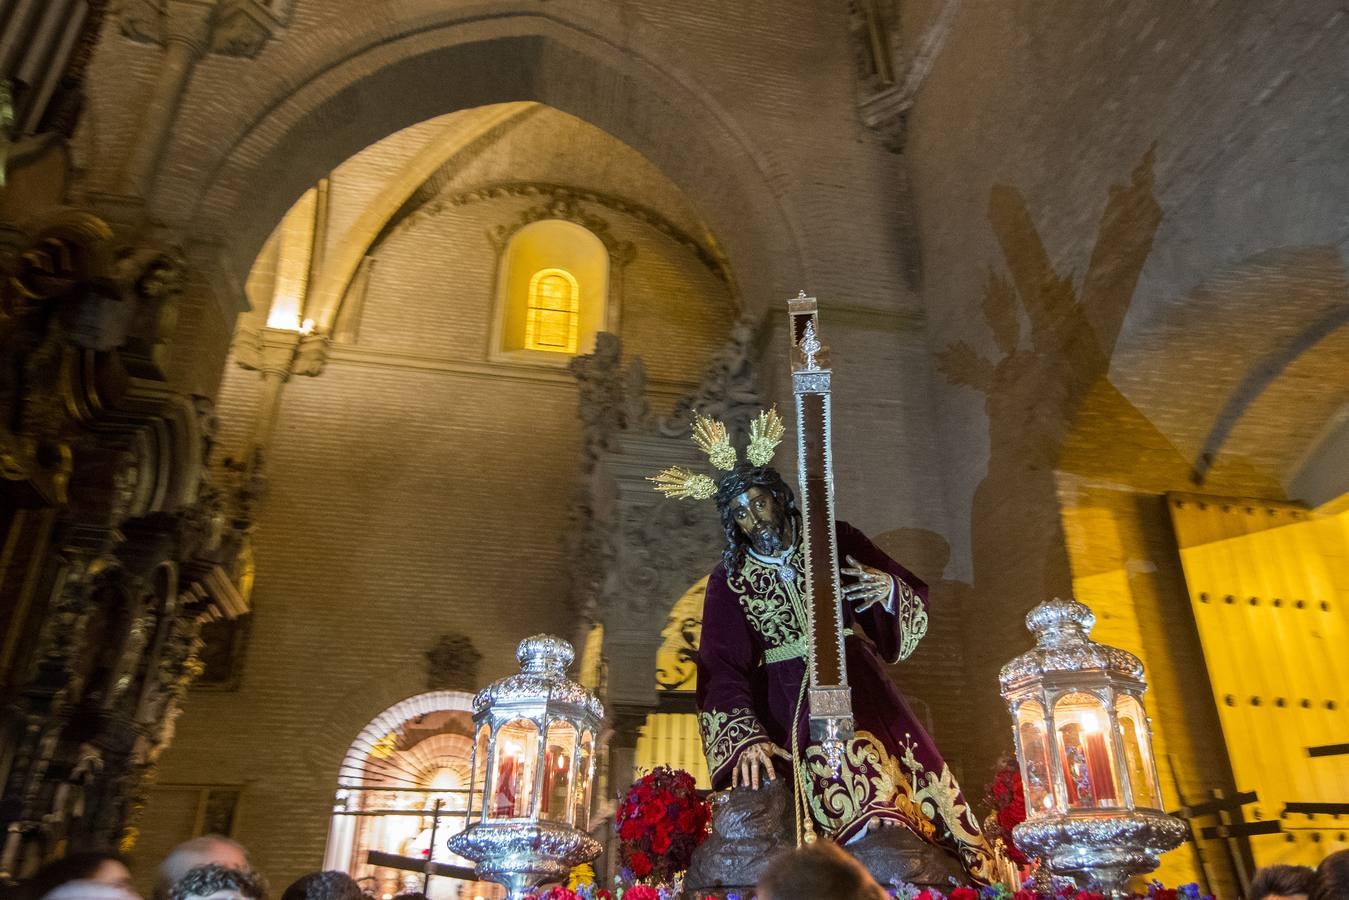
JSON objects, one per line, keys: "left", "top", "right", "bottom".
{"left": 5, "top": 835, "right": 1347, "bottom": 900}
{"left": 1, "top": 836, "right": 427, "bottom": 900}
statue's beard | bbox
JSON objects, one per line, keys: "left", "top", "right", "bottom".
{"left": 748, "top": 520, "right": 788, "bottom": 557}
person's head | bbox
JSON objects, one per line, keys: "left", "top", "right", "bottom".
{"left": 757, "top": 839, "right": 887, "bottom": 900}
{"left": 1251, "top": 864, "right": 1316, "bottom": 900}
{"left": 154, "top": 837, "right": 250, "bottom": 900}
{"left": 279, "top": 872, "right": 363, "bottom": 900}
{"left": 167, "top": 865, "right": 266, "bottom": 900}
{"left": 1316, "top": 849, "right": 1349, "bottom": 900}
{"left": 24, "top": 851, "right": 137, "bottom": 900}
{"left": 714, "top": 463, "right": 800, "bottom": 570}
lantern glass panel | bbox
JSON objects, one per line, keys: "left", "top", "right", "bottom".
{"left": 1053, "top": 692, "right": 1123, "bottom": 811}
{"left": 541, "top": 720, "right": 578, "bottom": 824}
{"left": 491, "top": 719, "right": 539, "bottom": 818}
{"left": 472, "top": 724, "right": 490, "bottom": 822}
{"left": 1116, "top": 694, "right": 1162, "bottom": 809}
{"left": 574, "top": 730, "right": 594, "bottom": 830}
{"left": 1015, "top": 700, "right": 1055, "bottom": 817}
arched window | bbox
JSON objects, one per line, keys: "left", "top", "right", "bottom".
{"left": 492, "top": 219, "right": 611, "bottom": 363}
{"left": 525, "top": 268, "right": 580, "bottom": 353}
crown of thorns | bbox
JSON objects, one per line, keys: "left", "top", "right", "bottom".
{"left": 647, "top": 407, "right": 786, "bottom": 501}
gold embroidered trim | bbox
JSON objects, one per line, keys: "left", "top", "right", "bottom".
{"left": 803, "top": 731, "right": 995, "bottom": 883}
{"left": 894, "top": 577, "right": 929, "bottom": 663}
{"left": 698, "top": 707, "right": 767, "bottom": 776}
{"left": 728, "top": 554, "right": 810, "bottom": 653}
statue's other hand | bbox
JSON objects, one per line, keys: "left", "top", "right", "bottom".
{"left": 733, "top": 741, "right": 780, "bottom": 790}
{"left": 841, "top": 555, "right": 892, "bottom": 613}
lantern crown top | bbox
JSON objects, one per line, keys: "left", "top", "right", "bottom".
{"left": 473, "top": 634, "right": 604, "bottom": 721}
{"left": 1025, "top": 597, "right": 1096, "bottom": 646}
{"left": 999, "top": 597, "right": 1145, "bottom": 694}
{"left": 517, "top": 634, "right": 575, "bottom": 674}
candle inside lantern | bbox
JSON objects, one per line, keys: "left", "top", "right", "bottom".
{"left": 1082, "top": 729, "right": 1117, "bottom": 804}
{"left": 1059, "top": 711, "right": 1117, "bottom": 808}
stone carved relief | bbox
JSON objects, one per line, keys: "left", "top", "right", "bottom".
{"left": 566, "top": 320, "right": 765, "bottom": 714}
{"left": 659, "top": 315, "right": 762, "bottom": 440}
{"left": 569, "top": 332, "right": 648, "bottom": 462}
{"left": 424, "top": 633, "right": 483, "bottom": 693}
{"left": 617, "top": 501, "right": 720, "bottom": 617}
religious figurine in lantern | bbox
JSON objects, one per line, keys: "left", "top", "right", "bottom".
{"left": 651, "top": 397, "right": 994, "bottom": 881}
{"left": 1000, "top": 598, "right": 1186, "bottom": 894}
{"left": 448, "top": 635, "right": 602, "bottom": 900}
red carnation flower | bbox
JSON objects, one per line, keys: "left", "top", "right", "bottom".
{"left": 629, "top": 849, "right": 652, "bottom": 878}
{"left": 951, "top": 888, "right": 980, "bottom": 900}
{"left": 619, "top": 817, "right": 645, "bottom": 842}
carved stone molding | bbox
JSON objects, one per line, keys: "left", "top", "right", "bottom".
{"left": 485, "top": 193, "right": 636, "bottom": 268}
{"left": 848, "top": 0, "right": 962, "bottom": 153}
{"left": 119, "top": 0, "right": 283, "bottom": 59}
{"left": 232, "top": 326, "right": 330, "bottom": 380}
{"left": 399, "top": 181, "right": 734, "bottom": 288}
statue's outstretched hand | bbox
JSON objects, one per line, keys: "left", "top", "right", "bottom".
{"left": 733, "top": 741, "right": 782, "bottom": 790}
{"left": 841, "top": 554, "right": 893, "bottom": 613}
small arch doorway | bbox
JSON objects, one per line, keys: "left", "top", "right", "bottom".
{"left": 324, "top": 691, "right": 502, "bottom": 899}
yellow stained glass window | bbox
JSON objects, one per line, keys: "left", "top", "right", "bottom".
{"left": 525, "top": 268, "right": 580, "bottom": 353}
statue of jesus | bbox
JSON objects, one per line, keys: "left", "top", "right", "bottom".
{"left": 652, "top": 414, "right": 993, "bottom": 881}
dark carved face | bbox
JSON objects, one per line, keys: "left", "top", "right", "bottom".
{"left": 729, "top": 486, "right": 788, "bottom": 556}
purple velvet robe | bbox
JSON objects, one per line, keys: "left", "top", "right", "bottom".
{"left": 696, "top": 521, "right": 994, "bottom": 880}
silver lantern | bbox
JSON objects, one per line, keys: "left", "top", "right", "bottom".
{"left": 1000, "top": 599, "right": 1186, "bottom": 895}
{"left": 449, "top": 635, "right": 604, "bottom": 899}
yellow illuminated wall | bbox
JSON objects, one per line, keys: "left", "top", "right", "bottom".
{"left": 1062, "top": 492, "right": 1201, "bottom": 888}
{"left": 496, "top": 219, "right": 609, "bottom": 360}
{"left": 633, "top": 712, "right": 710, "bottom": 787}
{"left": 633, "top": 579, "right": 710, "bottom": 788}
{"left": 1167, "top": 493, "right": 1349, "bottom": 867}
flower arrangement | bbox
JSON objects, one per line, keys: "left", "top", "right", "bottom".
{"left": 884, "top": 880, "right": 1213, "bottom": 900}
{"left": 524, "top": 881, "right": 1213, "bottom": 900}
{"left": 985, "top": 754, "right": 1029, "bottom": 866}
{"left": 613, "top": 766, "right": 712, "bottom": 883}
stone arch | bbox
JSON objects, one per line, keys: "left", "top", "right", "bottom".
{"left": 184, "top": 9, "right": 807, "bottom": 315}
{"left": 1101, "top": 244, "right": 1349, "bottom": 497}
{"left": 323, "top": 689, "right": 480, "bottom": 881}
{"left": 334, "top": 689, "right": 476, "bottom": 789}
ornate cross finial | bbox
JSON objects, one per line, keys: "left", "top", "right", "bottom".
{"left": 801, "top": 319, "right": 822, "bottom": 371}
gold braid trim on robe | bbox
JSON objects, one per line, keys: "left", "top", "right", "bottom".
{"left": 803, "top": 731, "right": 997, "bottom": 884}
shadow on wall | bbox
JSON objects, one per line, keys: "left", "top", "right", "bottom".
{"left": 937, "top": 147, "right": 1163, "bottom": 779}
{"left": 872, "top": 527, "right": 973, "bottom": 783}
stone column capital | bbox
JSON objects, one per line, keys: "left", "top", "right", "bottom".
{"left": 233, "top": 326, "right": 330, "bottom": 380}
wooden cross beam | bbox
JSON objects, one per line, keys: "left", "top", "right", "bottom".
{"left": 788, "top": 294, "right": 853, "bottom": 772}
